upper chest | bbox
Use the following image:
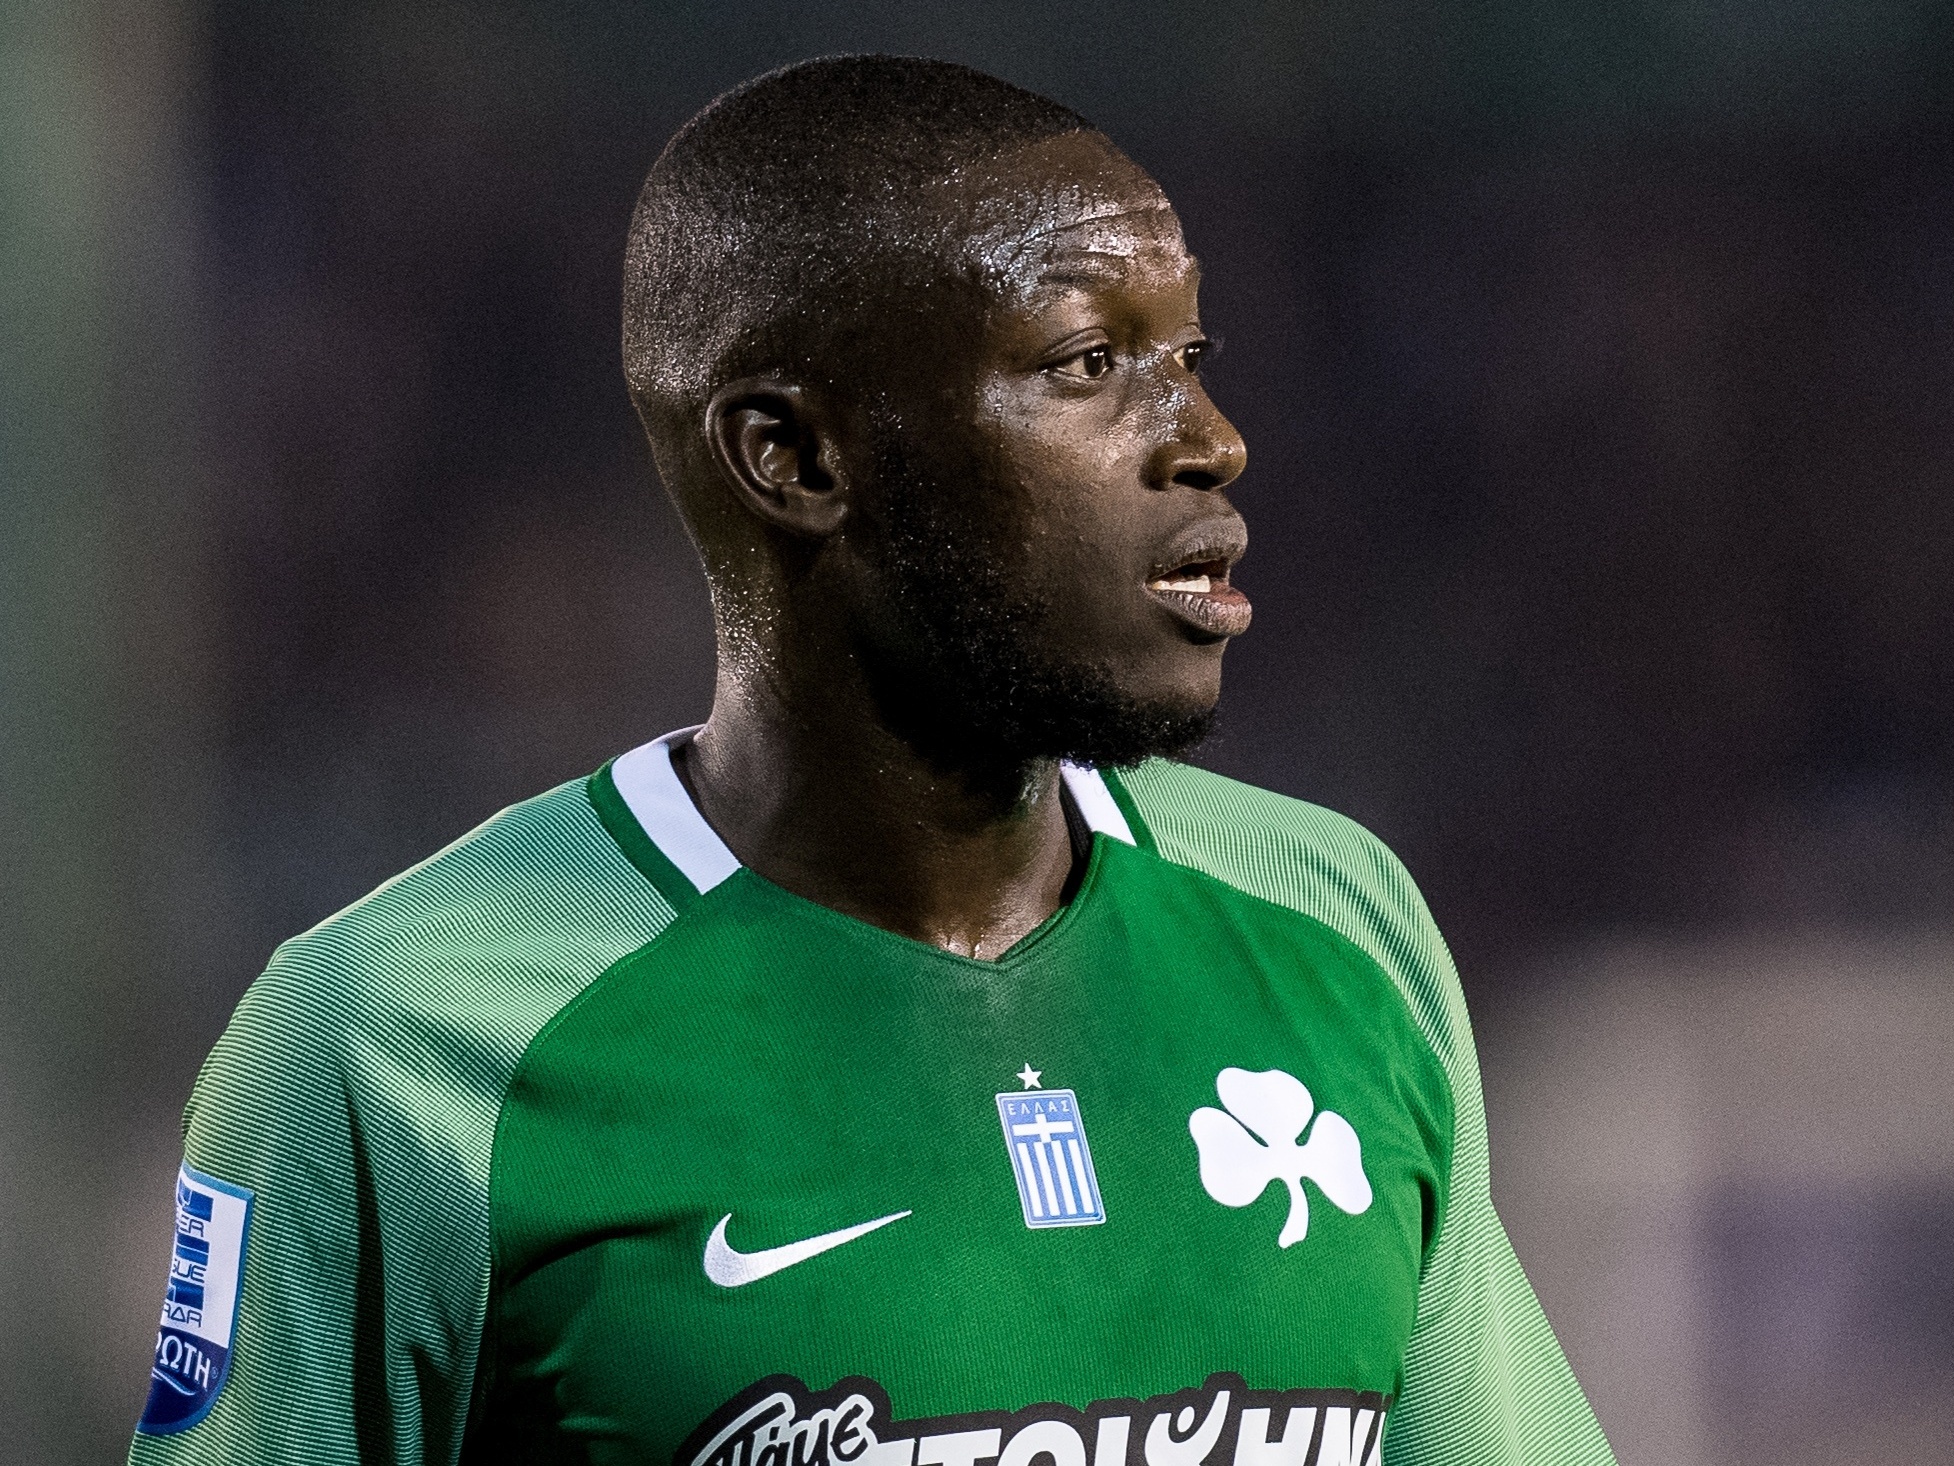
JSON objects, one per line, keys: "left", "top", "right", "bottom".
{"left": 481, "top": 850, "right": 1451, "bottom": 1459}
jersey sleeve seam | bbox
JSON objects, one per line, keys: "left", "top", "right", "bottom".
{"left": 475, "top": 907, "right": 705, "bottom": 1443}
{"left": 1120, "top": 835, "right": 1460, "bottom": 1271}
{"left": 1118, "top": 767, "right": 1464, "bottom": 1274}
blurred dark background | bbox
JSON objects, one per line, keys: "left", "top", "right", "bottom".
{"left": 6, "top": 2, "right": 1953, "bottom": 1462}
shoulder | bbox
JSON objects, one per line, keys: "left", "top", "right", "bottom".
{"left": 268, "top": 776, "right": 671, "bottom": 998}
{"left": 1115, "top": 759, "right": 1411, "bottom": 897}
{"left": 1110, "top": 759, "right": 1473, "bottom": 1081}
{"left": 149, "top": 783, "right": 675, "bottom": 1457}
{"left": 188, "top": 776, "right": 679, "bottom": 1155}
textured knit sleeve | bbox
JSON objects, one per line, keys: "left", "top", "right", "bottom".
{"left": 1113, "top": 759, "right": 1616, "bottom": 1465}
{"left": 126, "top": 780, "right": 683, "bottom": 1466}
{"left": 1366, "top": 866, "right": 1616, "bottom": 1466}
{"left": 126, "top": 940, "right": 393, "bottom": 1465}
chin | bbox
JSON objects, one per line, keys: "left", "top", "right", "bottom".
{"left": 1064, "top": 706, "right": 1216, "bottom": 769}
{"left": 1116, "top": 649, "right": 1227, "bottom": 720}
{"left": 1043, "top": 680, "right": 1219, "bottom": 769}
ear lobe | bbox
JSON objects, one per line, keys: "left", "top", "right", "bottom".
{"left": 704, "top": 378, "right": 849, "bottom": 538}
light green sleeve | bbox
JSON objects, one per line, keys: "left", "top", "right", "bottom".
{"left": 1360, "top": 859, "right": 1615, "bottom": 1465}
{"left": 1114, "top": 760, "right": 1617, "bottom": 1465}
{"left": 128, "top": 940, "right": 381, "bottom": 1466}
{"left": 128, "top": 780, "right": 677, "bottom": 1465}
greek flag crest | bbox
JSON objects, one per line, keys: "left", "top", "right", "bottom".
{"left": 995, "top": 1087, "right": 1106, "bottom": 1227}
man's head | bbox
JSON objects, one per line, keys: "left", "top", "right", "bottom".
{"left": 624, "top": 56, "right": 1248, "bottom": 773}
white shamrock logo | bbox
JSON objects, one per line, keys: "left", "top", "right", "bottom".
{"left": 1189, "top": 1067, "right": 1373, "bottom": 1247}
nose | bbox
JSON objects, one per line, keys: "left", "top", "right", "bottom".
{"left": 1146, "top": 383, "right": 1247, "bottom": 493}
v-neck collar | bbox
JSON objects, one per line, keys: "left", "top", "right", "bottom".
{"left": 591, "top": 726, "right": 1142, "bottom": 912}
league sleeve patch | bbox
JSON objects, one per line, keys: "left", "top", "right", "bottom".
{"left": 136, "top": 1162, "right": 254, "bottom": 1435}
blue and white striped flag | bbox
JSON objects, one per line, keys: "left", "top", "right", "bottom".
{"left": 995, "top": 1088, "right": 1105, "bottom": 1228}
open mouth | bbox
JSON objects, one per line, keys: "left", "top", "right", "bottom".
{"left": 1147, "top": 556, "right": 1231, "bottom": 596}
{"left": 1145, "top": 545, "right": 1252, "bottom": 639}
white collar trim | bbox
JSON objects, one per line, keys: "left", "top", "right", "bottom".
{"left": 1059, "top": 762, "right": 1137, "bottom": 845}
{"left": 610, "top": 727, "right": 742, "bottom": 894}
{"left": 610, "top": 727, "right": 1136, "bottom": 895}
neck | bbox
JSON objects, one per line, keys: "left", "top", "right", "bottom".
{"left": 673, "top": 655, "right": 1080, "bottom": 961}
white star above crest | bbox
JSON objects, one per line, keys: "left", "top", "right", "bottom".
{"left": 1016, "top": 1064, "right": 1043, "bottom": 1090}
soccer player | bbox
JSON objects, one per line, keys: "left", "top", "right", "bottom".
{"left": 131, "top": 56, "right": 1615, "bottom": 1466}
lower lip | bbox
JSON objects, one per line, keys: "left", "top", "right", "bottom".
{"left": 1146, "top": 582, "right": 1253, "bottom": 638}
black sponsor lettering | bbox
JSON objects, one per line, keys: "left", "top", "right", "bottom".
{"left": 677, "top": 1375, "right": 1390, "bottom": 1466}
{"left": 832, "top": 1397, "right": 873, "bottom": 1463}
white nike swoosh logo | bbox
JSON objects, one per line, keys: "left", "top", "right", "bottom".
{"left": 703, "top": 1209, "right": 912, "bottom": 1287}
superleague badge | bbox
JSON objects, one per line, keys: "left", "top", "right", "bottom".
{"left": 137, "top": 1163, "right": 253, "bottom": 1434}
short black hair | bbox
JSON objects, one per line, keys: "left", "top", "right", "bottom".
{"left": 622, "top": 56, "right": 1091, "bottom": 457}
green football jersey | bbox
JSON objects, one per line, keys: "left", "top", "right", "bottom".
{"left": 129, "top": 730, "right": 1615, "bottom": 1466}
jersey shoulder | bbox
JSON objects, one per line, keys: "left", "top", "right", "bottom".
{"left": 182, "top": 773, "right": 680, "bottom": 1260}
{"left": 153, "top": 778, "right": 681, "bottom": 1463}
{"left": 1111, "top": 759, "right": 1472, "bottom": 1083}
{"left": 207, "top": 775, "right": 674, "bottom": 1086}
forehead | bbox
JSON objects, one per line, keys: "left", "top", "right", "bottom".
{"left": 934, "top": 132, "right": 1193, "bottom": 300}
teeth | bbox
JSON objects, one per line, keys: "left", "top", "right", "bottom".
{"left": 1150, "top": 574, "right": 1212, "bottom": 594}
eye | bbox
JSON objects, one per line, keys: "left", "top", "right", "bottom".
{"left": 1048, "top": 344, "right": 1114, "bottom": 380}
{"left": 1178, "top": 338, "right": 1214, "bottom": 374}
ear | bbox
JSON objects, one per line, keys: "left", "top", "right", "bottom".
{"left": 703, "top": 378, "right": 850, "bottom": 539}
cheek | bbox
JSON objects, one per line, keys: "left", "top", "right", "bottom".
{"left": 978, "top": 371, "right": 1135, "bottom": 473}
{"left": 1008, "top": 463, "right": 1152, "bottom": 606}
{"left": 979, "top": 395, "right": 1146, "bottom": 543}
